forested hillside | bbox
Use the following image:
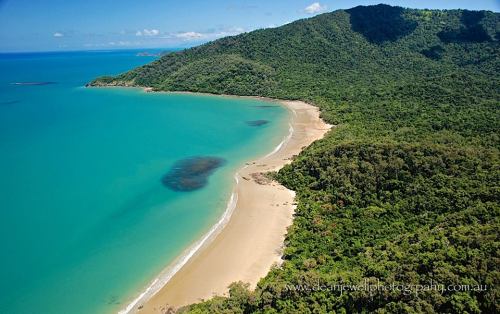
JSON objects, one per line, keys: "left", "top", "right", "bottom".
{"left": 92, "top": 5, "right": 499, "bottom": 313}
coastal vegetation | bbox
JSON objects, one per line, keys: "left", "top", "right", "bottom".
{"left": 92, "top": 4, "right": 499, "bottom": 313}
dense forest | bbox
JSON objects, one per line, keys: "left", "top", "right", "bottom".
{"left": 91, "top": 5, "right": 499, "bottom": 313}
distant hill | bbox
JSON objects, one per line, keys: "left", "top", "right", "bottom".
{"left": 92, "top": 5, "right": 499, "bottom": 313}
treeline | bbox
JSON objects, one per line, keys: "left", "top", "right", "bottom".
{"left": 92, "top": 4, "right": 499, "bottom": 313}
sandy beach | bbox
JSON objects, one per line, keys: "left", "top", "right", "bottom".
{"left": 132, "top": 99, "right": 331, "bottom": 313}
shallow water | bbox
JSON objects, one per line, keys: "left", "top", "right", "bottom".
{"left": 0, "top": 50, "right": 289, "bottom": 314}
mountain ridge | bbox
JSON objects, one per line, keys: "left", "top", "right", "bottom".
{"left": 90, "top": 4, "right": 499, "bottom": 98}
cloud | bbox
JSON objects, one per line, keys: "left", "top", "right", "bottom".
{"left": 53, "top": 32, "right": 64, "bottom": 37}
{"left": 174, "top": 31, "right": 204, "bottom": 40}
{"left": 81, "top": 25, "right": 246, "bottom": 49}
{"left": 144, "top": 29, "right": 159, "bottom": 36}
{"left": 205, "top": 27, "right": 245, "bottom": 38}
{"left": 109, "top": 41, "right": 132, "bottom": 46}
{"left": 171, "top": 27, "right": 245, "bottom": 41}
{"left": 136, "top": 29, "right": 160, "bottom": 37}
{"left": 304, "top": 2, "right": 327, "bottom": 14}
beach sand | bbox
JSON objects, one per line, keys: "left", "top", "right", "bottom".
{"left": 134, "top": 99, "right": 331, "bottom": 313}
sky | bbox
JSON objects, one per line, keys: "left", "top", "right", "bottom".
{"left": 0, "top": 0, "right": 498, "bottom": 52}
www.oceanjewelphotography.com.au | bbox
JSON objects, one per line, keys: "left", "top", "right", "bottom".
{"left": 285, "top": 279, "right": 488, "bottom": 297}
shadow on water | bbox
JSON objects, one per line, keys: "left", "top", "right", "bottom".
{"left": 246, "top": 120, "right": 269, "bottom": 127}
{"left": 161, "top": 156, "right": 226, "bottom": 192}
{"left": 438, "top": 11, "right": 493, "bottom": 43}
{"left": 347, "top": 4, "right": 417, "bottom": 44}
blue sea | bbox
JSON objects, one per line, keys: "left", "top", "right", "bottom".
{"left": 0, "top": 49, "right": 289, "bottom": 313}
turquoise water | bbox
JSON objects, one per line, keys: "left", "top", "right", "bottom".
{"left": 0, "top": 50, "right": 289, "bottom": 313}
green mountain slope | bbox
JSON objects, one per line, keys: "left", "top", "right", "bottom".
{"left": 92, "top": 4, "right": 499, "bottom": 313}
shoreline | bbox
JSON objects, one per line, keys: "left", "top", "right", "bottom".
{"left": 142, "top": 101, "right": 329, "bottom": 312}
{"left": 119, "top": 121, "right": 291, "bottom": 314}
{"left": 98, "top": 87, "right": 332, "bottom": 313}
{"left": 118, "top": 190, "right": 240, "bottom": 314}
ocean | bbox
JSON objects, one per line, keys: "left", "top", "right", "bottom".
{"left": 0, "top": 49, "right": 289, "bottom": 313}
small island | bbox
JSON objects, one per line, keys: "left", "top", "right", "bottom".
{"left": 11, "top": 81, "right": 56, "bottom": 85}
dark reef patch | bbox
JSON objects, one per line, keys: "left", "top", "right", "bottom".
{"left": 253, "top": 105, "right": 278, "bottom": 108}
{"left": 161, "top": 156, "right": 226, "bottom": 192}
{"left": 246, "top": 120, "right": 269, "bottom": 126}
{"left": 11, "top": 82, "right": 57, "bottom": 86}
